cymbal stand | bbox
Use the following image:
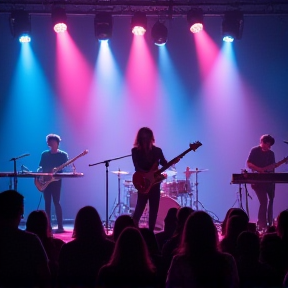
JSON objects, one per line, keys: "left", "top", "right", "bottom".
{"left": 109, "top": 169, "right": 129, "bottom": 220}
{"left": 194, "top": 168, "right": 200, "bottom": 210}
{"left": 89, "top": 154, "right": 131, "bottom": 234}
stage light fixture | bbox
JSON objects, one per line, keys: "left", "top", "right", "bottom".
{"left": 151, "top": 21, "right": 168, "bottom": 46}
{"left": 10, "top": 11, "right": 31, "bottom": 43}
{"left": 52, "top": 7, "right": 67, "bottom": 33}
{"left": 222, "top": 11, "right": 244, "bottom": 42}
{"left": 131, "top": 12, "right": 147, "bottom": 36}
{"left": 187, "top": 9, "right": 204, "bottom": 33}
{"left": 94, "top": 13, "right": 113, "bottom": 41}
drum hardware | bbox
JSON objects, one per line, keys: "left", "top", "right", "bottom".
{"left": 111, "top": 170, "right": 130, "bottom": 175}
{"left": 185, "top": 167, "right": 208, "bottom": 211}
{"left": 89, "top": 154, "right": 131, "bottom": 234}
{"left": 109, "top": 169, "right": 130, "bottom": 220}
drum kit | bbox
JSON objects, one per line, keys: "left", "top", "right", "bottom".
{"left": 109, "top": 166, "right": 208, "bottom": 229}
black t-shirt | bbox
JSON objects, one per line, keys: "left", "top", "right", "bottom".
{"left": 247, "top": 146, "right": 275, "bottom": 170}
{"left": 132, "top": 146, "right": 167, "bottom": 172}
{"left": 39, "top": 150, "right": 69, "bottom": 172}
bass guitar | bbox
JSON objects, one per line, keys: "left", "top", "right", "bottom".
{"left": 262, "top": 156, "right": 288, "bottom": 172}
{"left": 34, "top": 149, "right": 88, "bottom": 191}
{"left": 132, "top": 141, "right": 202, "bottom": 195}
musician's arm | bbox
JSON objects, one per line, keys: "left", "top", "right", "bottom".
{"left": 159, "top": 148, "right": 168, "bottom": 167}
{"left": 247, "top": 161, "right": 264, "bottom": 173}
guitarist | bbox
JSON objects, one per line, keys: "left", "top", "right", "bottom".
{"left": 132, "top": 127, "right": 179, "bottom": 231}
{"left": 247, "top": 134, "right": 276, "bottom": 231}
{"left": 38, "top": 134, "right": 69, "bottom": 233}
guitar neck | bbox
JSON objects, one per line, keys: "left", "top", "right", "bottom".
{"left": 264, "top": 157, "right": 288, "bottom": 172}
{"left": 157, "top": 147, "right": 193, "bottom": 175}
{"left": 54, "top": 153, "right": 83, "bottom": 173}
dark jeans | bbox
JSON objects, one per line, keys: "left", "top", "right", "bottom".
{"left": 133, "top": 183, "right": 161, "bottom": 231}
{"left": 252, "top": 183, "right": 275, "bottom": 228}
{"left": 43, "top": 180, "right": 63, "bottom": 229}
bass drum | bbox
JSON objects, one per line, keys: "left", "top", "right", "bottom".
{"left": 155, "top": 196, "right": 180, "bottom": 231}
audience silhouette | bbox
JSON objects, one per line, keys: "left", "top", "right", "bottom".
{"left": 236, "top": 231, "right": 278, "bottom": 287}
{"left": 97, "top": 227, "right": 157, "bottom": 288}
{"left": 3, "top": 189, "right": 288, "bottom": 288}
{"left": 26, "top": 209, "right": 65, "bottom": 286}
{"left": 111, "top": 214, "right": 135, "bottom": 242}
{"left": 0, "top": 190, "right": 51, "bottom": 287}
{"left": 166, "top": 211, "right": 239, "bottom": 288}
{"left": 58, "top": 206, "right": 114, "bottom": 287}
{"left": 155, "top": 207, "right": 178, "bottom": 251}
{"left": 220, "top": 214, "right": 249, "bottom": 259}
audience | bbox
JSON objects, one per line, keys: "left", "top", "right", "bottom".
{"left": 221, "top": 208, "right": 249, "bottom": 237}
{"left": 97, "top": 227, "right": 157, "bottom": 288}
{"left": 58, "top": 206, "right": 114, "bottom": 287}
{"left": 0, "top": 190, "right": 50, "bottom": 287}
{"left": 260, "top": 209, "right": 288, "bottom": 285}
{"left": 26, "top": 210, "right": 65, "bottom": 286}
{"left": 219, "top": 214, "right": 249, "bottom": 259}
{"left": 111, "top": 214, "right": 135, "bottom": 242}
{"left": 162, "top": 206, "right": 193, "bottom": 275}
{"left": 4, "top": 190, "right": 288, "bottom": 288}
{"left": 155, "top": 207, "right": 178, "bottom": 251}
{"left": 166, "top": 211, "right": 239, "bottom": 288}
{"left": 236, "top": 231, "right": 278, "bottom": 287}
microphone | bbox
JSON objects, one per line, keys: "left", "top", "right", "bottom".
{"left": 21, "top": 165, "right": 30, "bottom": 172}
{"left": 9, "top": 153, "right": 30, "bottom": 161}
{"left": 284, "top": 141, "right": 288, "bottom": 144}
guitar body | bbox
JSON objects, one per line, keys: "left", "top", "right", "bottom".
{"left": 34, "top": 149, "right": 88, "bottom": 192}
{"left": 133, "top": 166, "right": 166, "bottom": 195}
{"left": 132, "top": 141, "right": 202, "bottom": 195}
{"left": 34, "top": 176, "right": 60, "bottom": 192}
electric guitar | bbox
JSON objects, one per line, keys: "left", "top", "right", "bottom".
{"left": 261, "top": 156, "right": 288, "bottom": 172}
{"left": 34, "top": 149, "right": 88, "bottom": 192}
{"left": 132, "top": 141, "right": 202, "bottom": 195}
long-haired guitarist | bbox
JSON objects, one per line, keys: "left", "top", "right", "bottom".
{"left": 246, "top": 134, "right": 276, "bottom": 231}
{"left": 132, "top": 127, "right": 179, "bottom": 231}
{"left": 38, "top": 134, "right": 69, "bottom": 233}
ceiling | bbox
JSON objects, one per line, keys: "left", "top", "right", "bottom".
{"left": 1, "top": 1, "right": 288, "bottom": 17}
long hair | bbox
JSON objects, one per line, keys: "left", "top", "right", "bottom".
{"left": 133, "top": 127, "right": 155, "bottom": 149}
{"left": 26, "top": 210, "right": 50, "bottom": 239}
{"left": 113, "top": 214, "right": 135, "bottom": 242}
{"left": 108, "top": 227, "right": 155, "bottom": 272}
{"left": 72, "top": 206, "right": 105, "bottom": 240}
{"left": 277, "top": 210, "right": 288, "bottom": 239}
{"left": 179, "top": 211, "right": 218, "bottom": 258}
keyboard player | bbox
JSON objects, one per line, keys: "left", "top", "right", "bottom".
{"left": 246, "top": 134, "right": 275, "bottom": 231}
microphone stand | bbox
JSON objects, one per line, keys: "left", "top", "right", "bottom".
{"left": 89, "top": 154, "right": 131, "bottom": 234}
{"left": 9, "top": 153, "right": 30, "bottom": 191}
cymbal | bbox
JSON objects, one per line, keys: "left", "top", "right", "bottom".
{"left": 111, "top": 170, "right": 129, "bottom": 175}
{"left": 163, "top": 170, "right": 177, "bottom": 177}
{"left": 183, "top": 168, "right": 208, "bottom": 174}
